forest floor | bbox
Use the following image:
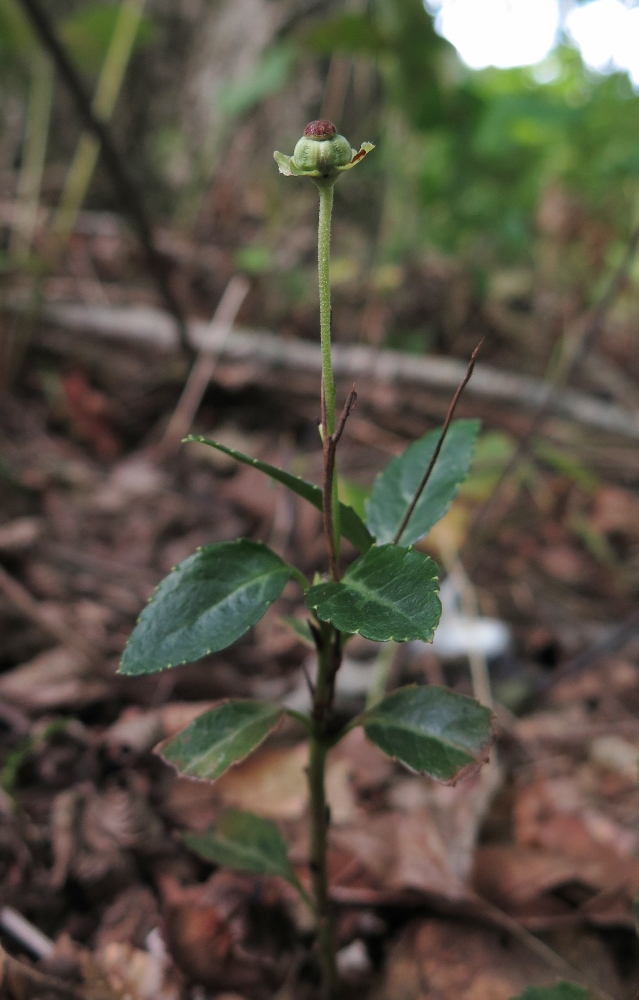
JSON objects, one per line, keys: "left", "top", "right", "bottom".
{"left": 2, "top": 215, "right": 639, "bottom": 1000}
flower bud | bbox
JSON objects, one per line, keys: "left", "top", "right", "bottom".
{"left": 274, "top": 121, "right": 374, "bottom": 183}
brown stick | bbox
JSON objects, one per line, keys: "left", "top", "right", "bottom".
{"left": 392, "top": 340, "right": 483, "bottom": 545}
{"left": 154, "top": 275, "right": 249, "bottom": 459}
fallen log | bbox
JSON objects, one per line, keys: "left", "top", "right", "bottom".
{"left": 42, "top": 301, "right": 639, "bottom": 441}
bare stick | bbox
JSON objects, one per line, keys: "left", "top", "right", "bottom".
{"left": 16, "top": 0, "right": 193, "bottom": 359}
{"left": 392, "top": 341, "right": 483, "bottom": 545}
{"left": 0, "top": 907, "right": 54, "bottom": 960}
{"left": 154, "top": 275, "right": 249, "bottom": 458}
{"left": 322, "top": 386, "right": 357, "bottom": 581}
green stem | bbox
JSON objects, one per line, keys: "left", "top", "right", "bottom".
{"left": 317, "top": 181, "right": 341, "bottom": 571}
{"left": 317, "top": 182, "right": 336, "bottom": 436}
{"left": 308, "top": 629, "right": 339, "bottom": 998}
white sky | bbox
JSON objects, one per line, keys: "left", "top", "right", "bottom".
{"left": 424, "top": 0, "right": 639, "bottom": 86}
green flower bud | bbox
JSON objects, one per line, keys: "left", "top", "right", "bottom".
{"left": 274, "top": 120, "right": 374, "bottom": 184}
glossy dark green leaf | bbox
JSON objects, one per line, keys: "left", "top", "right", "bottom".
{"left": 119, "top": 540, "right": 292, "bottom": 675}
{"left": 360, "top": 685, "right": 493, "bottom": 781}
{"left": 512, "top": 984, "right": 589, "bottom": 1000}
{"left": 305, "top": 544, "right": 440, "bottom": 642}
{"left": 185, "top": 809, "right": 301, "bottom": 887}
{"left": 158, "top": 700, "right": 284, "bottom": 780}
{"left": 365, "top": 419, "right": 480, "bottom": 546}
{"left": 187, "top": 435, "right": 373, "bottom": 553}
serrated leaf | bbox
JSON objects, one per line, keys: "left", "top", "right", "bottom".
{"left": 188, "top": 435, "right": 373, "bottom": 552}
{"left": 365, "top": 419, "right": 480, "bottom": 546}
{"left": 185, "top": 808, "right": 300, "bottom": 886}
{"left": 119, "top": 540, "right": 292, "bottom": 675}
{"left": 359, "top": 685, "right": 493, "bottom": 781}
{"left": 306, "top": 544, "right": 440, "bottom": 642}
{"left": 512, "top": 984, "right": 589, "bottom": 1000}
{"left": 158, "top": 700, "right": 284, "bottom": 780}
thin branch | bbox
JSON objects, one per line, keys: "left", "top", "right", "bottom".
{"left": 392, "top": 340, "right": 483, "bottom": 545}
{"left": 16, "top": 0, "right": 193, "bottom": 359}
{"left": 0, "top": 907, "right": 54, "bottom": 960}
{"left": 154, "top": 275, "right": 249, "bottom": 459}
{"left": 333, "top": 385, "right": 357, "bottom": 447}
{"left": 321, "top": 387, "right": 357, "bottom": 582}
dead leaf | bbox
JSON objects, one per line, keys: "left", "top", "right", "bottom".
{"left": 371, "top": 919, "right": 555, "bottom": 1000}
{"left": 159, "top": 870, "right": 285, "bottom": 991}
{"left": 92, "top": 933, "right": 180, "bottom": 1000}
{"left": 0, "top": 647, "right": 109, "bottom": 711}
{"left": 50, "top": 782, "right": 167, "bottom": 891}
{"left": 590, "top": 486, "right": 639, "bottom": 541}
{"left": 0, "top": 517, "right": 43, "bottom": 553}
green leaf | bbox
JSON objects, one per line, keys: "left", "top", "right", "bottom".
{"left": 185, "top": 809, "right": 301, "bottom": 887}
{"left": 188, "top": 435, "right": 373, "bottom": 552}
{"left": 359, "top": 685, "right": 493, "bottom": 781}
{"left": 365, "top": 419, "right": 480, "bottom": 546}
{"left": 158, "top": 700, "right": 284, "bottom": 780}
{"left": 306, "top": 544, "right": 440, "bottom": 642}
{"left": 119, "top": 540, "right": 292, "bottom": 675}
{"left": 511, "top": 984, "right": 589, "bottom": 1000}
{"left": 218, "top": 42, "right": 295, "bottom": 120}
{"left": 280, "top": 615, "right": 316, "bottom": 648}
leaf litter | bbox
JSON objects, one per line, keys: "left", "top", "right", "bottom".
{"left": 1, "top": 329, "right": 639, "bottom": 999}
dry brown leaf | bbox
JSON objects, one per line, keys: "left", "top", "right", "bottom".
{"left": 371, "top": 919, "right": 555, "bottom": 1000}
{"left": 166, "top": 739, "right": 359, "bottom": 826}
{"left": 590, "top": 485, "right": 639, "bottom": 540}
{"left": 0, "top": 647, "right": 109, "bottom": 711}
{"left": 92, "top": 935, "right": 180, "bottom": 1000}
{"left": 96, "top": 887, "right": 162, "bottom": 950}
{"left": 159, "top": 870, "right": 284, "bottom": 992}
{"left": 51, "top": 782, "right": 167, "bottom": 891}
{"left": 104, "top": 702, "right": 216, "bottom": 761}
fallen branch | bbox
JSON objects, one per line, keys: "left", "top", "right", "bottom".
{"left": 39, "top": 300, "right": 639, "bottom": 441}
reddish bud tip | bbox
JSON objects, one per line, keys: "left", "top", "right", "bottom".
{"left": 303, "top": 119, "right": 337, "bottom": 139}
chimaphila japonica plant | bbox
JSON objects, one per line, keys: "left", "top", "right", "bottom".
{"left": 119, "top": 120, "right": 494, "bottom": 999}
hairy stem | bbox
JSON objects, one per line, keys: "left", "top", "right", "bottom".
{"left": 318, "top": 183, "right": 336, "bottom": 435}
{"left": 317, "top": 183, "right": 341, "bottom": 573}
{"left": 308, "top": 626, "right": 340, "bottom": 998}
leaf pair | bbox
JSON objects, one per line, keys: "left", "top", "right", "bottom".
{"left": 189, "top": 418, "right": 479, "bottom": 553}
{"left": 120, "top": 420, "right": 479, "bottom": 674}
{"left": 167, "top": 685, "right": 492, "bottom": 903}
{"left": 159, "top": 685, "right": 492, "bottom": 786}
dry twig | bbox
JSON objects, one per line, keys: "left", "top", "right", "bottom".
{"left": 154, "top": 275, "right": 249, "bottom": 459}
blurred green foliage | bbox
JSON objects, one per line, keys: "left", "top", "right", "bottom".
{"left": 303, "top": 0, "right": 639, "bottom": 265}
{"left": 3, "top": 0, "right": 639, "bottom": 276}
